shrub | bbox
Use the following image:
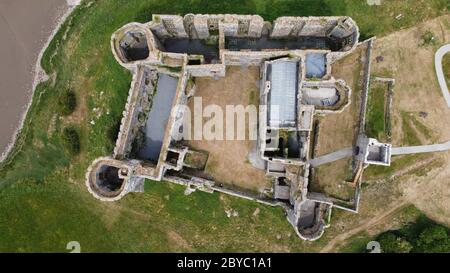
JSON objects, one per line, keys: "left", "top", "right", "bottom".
{"left": 420, "top": 30, "right": 437, "bottom": 47}
{"left": 58, "top": 89, "right": 77, "bottom": 115}
{"left": 62, "top": 126, "right": 81, "bottom": 155}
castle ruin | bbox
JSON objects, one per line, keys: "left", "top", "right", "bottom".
{"left": 86, "top": 14, "right": 392, "bottom": 241}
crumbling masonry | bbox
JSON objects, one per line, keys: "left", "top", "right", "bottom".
{"left": 86, "top": 14, "right": 392, "bottom": 241}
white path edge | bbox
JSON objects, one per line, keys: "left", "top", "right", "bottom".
{"left": 435, "top": 44, "right": 450, "bottom": 108}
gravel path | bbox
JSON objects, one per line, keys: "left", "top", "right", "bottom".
{"left": 392, "top": 141, "right": 450, "bottom": 155}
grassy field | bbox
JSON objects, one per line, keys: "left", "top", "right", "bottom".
{"left": 364, "top": 154, "right": 426, "bottom": 180}
{"left": 0, "top": 0, "right": 449, "bottom": 252}
{"left": 366, "top": 82, "right": 387, "bottom": 141}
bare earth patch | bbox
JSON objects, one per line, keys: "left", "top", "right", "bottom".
{"left": 166, "top": 230, "right": 193, "bottom": 252}
{"left": 315, "top": 46, "right": 363, "bottom": 156}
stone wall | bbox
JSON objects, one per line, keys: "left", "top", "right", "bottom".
{"left": 113, "top": 66, "right": 143, "bottom": 158}
{"left": 114, "top": 66, "right": 157, "bottom": 159}
{"left": 151, "top": 15, "right": 188, "bottom": 38}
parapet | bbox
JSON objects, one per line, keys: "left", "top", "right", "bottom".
{"left": 110, "top": 14, "right": 360, "bottom": 70}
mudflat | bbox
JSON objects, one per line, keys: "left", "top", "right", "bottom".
{"left": 0, "top": 0, "right": 67, "bottom": 158}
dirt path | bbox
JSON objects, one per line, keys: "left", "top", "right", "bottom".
{"left": 320, "top": 201, "right": 409, "bottom": 253}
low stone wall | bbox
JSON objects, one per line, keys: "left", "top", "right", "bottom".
{"left": 165, "top": 174, "right": 281, "bottom": 207}
{"left": 358, "top": 38, "right": 375, "bottom": 135}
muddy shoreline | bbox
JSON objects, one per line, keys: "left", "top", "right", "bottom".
{"left": 0, "top": 0, "right": 79, "bottom": 162}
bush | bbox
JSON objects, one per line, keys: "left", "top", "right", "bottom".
{"left": 62, "top": 126, "right": 81, "bottom": 155}
{"left": 375, "top": 220, "right": 450, "bottom": 253}
{"left": 420, "top": 30, "right": 437, "bottom": 47}
{"left": 58, "top": 89, "right": 77, "bottom": 115}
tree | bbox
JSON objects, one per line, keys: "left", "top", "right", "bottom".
{"left": 416, "top": 225, "right": 450, "bottom": 253}
{"left": 378, "top": 232, "right": 413, "bottom": 253}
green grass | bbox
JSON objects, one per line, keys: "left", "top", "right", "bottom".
{"left": 442, "top": 52, "right": 450, "bottom": 86}
{"left": 0, "top": 0, "right": 448, "bottom": 252}
{"left": 337, "top": 231, "right": 373, "bottom": 253}
{"left": 366, "top": 83, "right": 387, "bottom": 140}
{"left": 0, "top": 179, "right": 318, "bottom": 252}
{"left": 364, "top": 154, "right": 428, "bottom": 179}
